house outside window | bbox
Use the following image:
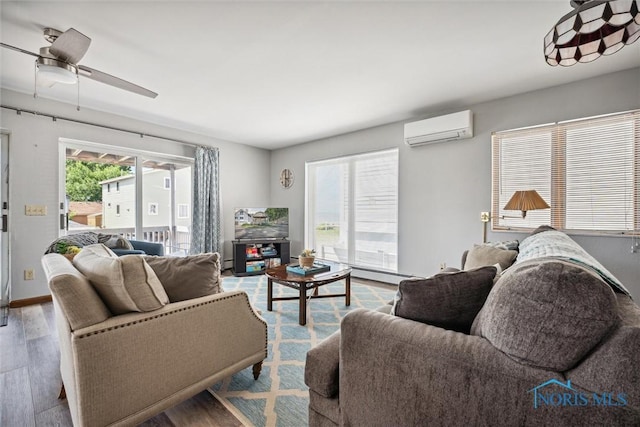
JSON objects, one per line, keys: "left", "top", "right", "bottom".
{"left": 178, "top": 204, "right": 189, "bottom": 219}
{"left": 492, "top": 109, "right": 640, "bottom": 235}
{"left": 305, "top": 148, "right": 399, "bottom": 272}
{"left": 116, "top": 204, "right": 120, "bottom": 216}
{"left": 164, "top": 177, "right": 171, "bottom": 189}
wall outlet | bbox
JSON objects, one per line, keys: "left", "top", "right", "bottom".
{"left": 24, "top": 269, "right": 35, "bottom": 280}
{"left": 25, "top": 205, "right": 47, "bottom": 216}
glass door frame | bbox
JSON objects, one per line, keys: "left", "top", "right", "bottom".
{"left": 59, "top": 138, "right": 193, "bottom": 251}
{"left": 0, "top": 132, "right": 9, "bottom": 310}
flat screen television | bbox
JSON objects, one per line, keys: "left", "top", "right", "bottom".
{"left": 234, "top": 207, "right": 289, "bottom": 240}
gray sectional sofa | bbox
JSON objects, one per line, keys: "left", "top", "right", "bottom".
{"left": 305, "top": 229, "right": 640, "bottom": 426}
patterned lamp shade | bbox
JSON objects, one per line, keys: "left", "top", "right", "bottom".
{"left": 544, "top": 0, "right": 640, "bottom": 66}
{"left": 503, "top": 190, "right": 550, "bottom": 218}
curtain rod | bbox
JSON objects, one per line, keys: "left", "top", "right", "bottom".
{"left": 1, "top": 104, "right": 200, "bottom": 148}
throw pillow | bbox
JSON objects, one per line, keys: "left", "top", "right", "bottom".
{"left": 463, "top": 245, "right": 517, "bottom": 271}
{"left": 531, "top": 225, "right": 556, "bottom": 235}
{"left": 73, "top": 244, "right": 169, "bottom": 314}
{"left": 471, "top": 260, "right": 619, "bottom": 371}
{"left": 102, "top": 235, "right": 134, "bottom": 250}
{"left": 143, "top": 253, "right": 221, "bottom": 302}
{"left": 483, "top": 239, "right": 519, "bottom": 251}
{"left": 391, "top": 266, "right": 497, "bottom": 333}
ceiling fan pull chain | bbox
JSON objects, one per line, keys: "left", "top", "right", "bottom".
{"left": 76, "top": 74, "right": 80, "bottom": 111}
{"left": 33, "top": 60, "right": 38, "bottom": 99}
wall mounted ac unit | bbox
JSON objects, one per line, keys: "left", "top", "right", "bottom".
{"left": 404, "top": 110, "right": 473, "bottom": 146}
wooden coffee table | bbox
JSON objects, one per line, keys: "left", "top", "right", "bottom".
{"left": 265, "top": 262, "right": 351, "bottom": 325}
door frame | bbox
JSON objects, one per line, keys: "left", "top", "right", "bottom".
{"left": 1, "top": 132, "right": 11, "bottom": 308}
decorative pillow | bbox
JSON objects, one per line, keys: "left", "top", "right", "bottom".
{"left": 531, "top": 225, "right": 556, "bottom": 235}
{"left": 463, "top": 245, "right": 517, "bottom": 271}
{"left": 391, "top": 266, "right": 497, "bottom": 333}
{"left": 143, "top": 253, "right": 221, "bottom": 302}
{"left": 73, "top": 244, "right": 169, "bottom": 314}
{"left": 471, "top": 260, "right": 619, "bottom": 371}
{"left": 483, "top": 240, "right": 519, "bottom": 251}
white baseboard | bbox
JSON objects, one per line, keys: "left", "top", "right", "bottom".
{"left": 351, "top": 268, "right": 403, "bottom": 285}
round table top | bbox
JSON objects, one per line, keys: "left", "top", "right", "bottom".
{"left": 265, "top": 262, "right": 351, "bottom": 283}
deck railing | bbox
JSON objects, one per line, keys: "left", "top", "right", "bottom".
{"left": 70, "top": 226, "right": 191, "bottom": 255}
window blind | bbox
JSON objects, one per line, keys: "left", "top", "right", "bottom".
{"left": 492, "top": 110, "right": 640, "bottom": 234}
{"left": 305, "top": 148, "right": 399, "bottom": 272}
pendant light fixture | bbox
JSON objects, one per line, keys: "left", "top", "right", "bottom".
{"left": 544, "top": 0, "right": 640, "bottom": 66}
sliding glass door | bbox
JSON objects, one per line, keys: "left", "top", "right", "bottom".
{"left": 61, "top": 141, "right": 193, "bottom": 255}
{"left": 65, "top": 147, "right": 136, "bottom": 235}
{"left": 306, "top": 148, "right": 399, "bottom": 272}
{"left": 141, "top": 159, "right": 192, "bottom": 255}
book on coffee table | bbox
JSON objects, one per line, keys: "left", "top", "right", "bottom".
{"left": 286, "top": 262, "right": 331, "bottom": 276}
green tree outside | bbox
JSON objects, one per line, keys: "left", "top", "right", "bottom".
{"left": 264, "top": 208, "right": 288, "bottom": 222}
{"left": 66, "top": 160, "right": 131, "bottom": 202}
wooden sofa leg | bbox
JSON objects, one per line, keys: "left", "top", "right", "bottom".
{"left": 58, "top": 383, "right": 66, "bottom": 400}
{"left": 252, "top": 361, "right": 263, "bottom": 380}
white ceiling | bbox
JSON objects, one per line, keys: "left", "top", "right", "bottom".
{"left": 1, "top": 1, "right": 639, "bottom": 150}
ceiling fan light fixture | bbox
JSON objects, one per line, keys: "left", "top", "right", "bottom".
{"left": 36, "top": 58, "right": 77, "bottom": 84}
{"left": 544, "top": 0, "right": 640, "bottom": 66}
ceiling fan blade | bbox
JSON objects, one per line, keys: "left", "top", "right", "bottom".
{"left": 49, "top": 28, "right": 91, "bottom": 64}
{"left": 0, "top": 42, "right": 40, "bottom": 58}
{"left": 78, "top": 65, "right": 158, "bottom": 98}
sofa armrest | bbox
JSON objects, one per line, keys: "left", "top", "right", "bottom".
{"left": 305, "top": 330, "right": 341, "bottom": 398}
{"left": 67, "top": 290, "right": 267, "bottom": 426}
{"left": 339, "top": 309, "right": 563, "bottom": 427}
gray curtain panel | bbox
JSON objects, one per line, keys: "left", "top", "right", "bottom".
{"left": 190, "top": 146, "right": 222, "bottom": 257}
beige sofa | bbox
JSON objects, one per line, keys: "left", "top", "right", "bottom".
{"left": 42, "top": 252, "right": 267, "bottom": 427}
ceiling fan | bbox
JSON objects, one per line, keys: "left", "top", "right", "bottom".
{"left": 1, "top": 27, "right": 157, "bottom": 98}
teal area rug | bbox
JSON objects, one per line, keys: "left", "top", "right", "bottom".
{"left": 210, "top": 275, "right": 396, "bottom": 427}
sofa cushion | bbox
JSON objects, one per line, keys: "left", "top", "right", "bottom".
{"left": 143, "top": 253, "right": 221, "bottom": 302}
{"left": 391, "top": 266, "right": 497, "bottom": 333}
{"left": 566, "top": 294, "right": 640, "bottom": 406}
{"left": 471, "top": 260, "right": 619, "bottom": 371}
{"left": 463, "top": 245, "right": 517, "bottom": 271}
{"left": 73, "top": 244, "right": 169, "bottom": 314}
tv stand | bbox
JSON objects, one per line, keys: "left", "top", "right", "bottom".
{"left": 232, "top": 239, "right": 291, "bottom": 276}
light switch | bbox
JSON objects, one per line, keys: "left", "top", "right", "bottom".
{"left": 25, "top": 205, "right": 47, "bottom": 216}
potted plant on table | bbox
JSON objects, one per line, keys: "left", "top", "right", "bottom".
{"left": 299, "top": 249, "right": 316, "bottom": 268}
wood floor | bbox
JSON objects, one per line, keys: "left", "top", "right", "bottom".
{"left": 0, "top": 273, "right": 395, "bottom": 426}
{"left": 0, "top": 302, "right": 243, "bottom": 427}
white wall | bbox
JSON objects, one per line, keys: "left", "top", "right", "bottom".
{"left": 1, "top": 89, "right": 270, "bottom": 301}
{"left": 5, "top": 68, "right": 639, "bottom": 301}
{"left": 270, "top": 67, "right": 640, "bottom": 300}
